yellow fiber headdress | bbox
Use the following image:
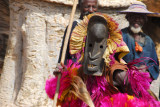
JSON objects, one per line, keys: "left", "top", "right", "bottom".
{"left": 69, "top": 13, "right": 129, "bottom": 66}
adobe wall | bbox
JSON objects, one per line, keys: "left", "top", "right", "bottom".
{"left": 1, "top": 0, "right": 159, "bottom": 106}
{"left": 0, "top": 0, "right": 132, "bottom": 106}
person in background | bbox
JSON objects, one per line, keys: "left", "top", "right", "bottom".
{"left": 120, "top": 2, "right": 159, "bottom": 81}
{"left": 58, "top": 0, "right": 98, "bottom": 65}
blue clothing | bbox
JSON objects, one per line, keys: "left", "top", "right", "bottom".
{"left": 58, "top": 21, "right": 78, "bottom": 64}
{"left": 122, "top": 27, "right": 159, "bottom": 80}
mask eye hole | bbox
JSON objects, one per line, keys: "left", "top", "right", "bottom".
{"left": 100, "top": 45, "right": 103, "bottom": 49}
{"left": 89, "top": 43, "right": 92, "bottom": 47}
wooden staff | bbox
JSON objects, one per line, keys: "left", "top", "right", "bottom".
{"left": 53, "top": 0, "right": 78, "bottom": 107}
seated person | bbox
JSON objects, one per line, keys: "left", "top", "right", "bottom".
{"left": 120, "top": 2, "right": 159, "bottom": 80}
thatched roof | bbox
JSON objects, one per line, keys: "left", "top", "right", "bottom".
{"left": 143, "top": 0, "right": 160, "bottom": 13}
{"left": 0, "top": 0, "right": 9, "bottom": 35}
{"left": 143, "top": 0, "right": 160, "bottom": 17}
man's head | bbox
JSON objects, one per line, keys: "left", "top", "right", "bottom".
{"left": 79, "top": 0, "right": 98, "bottom": 18}
{"left": 126, "top": 13, "right": 147, "bottom": 34}
{"left": 119, "top": 1, "right": 157, "bottom": 34}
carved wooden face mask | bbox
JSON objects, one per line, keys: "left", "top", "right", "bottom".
{"left": 83, "top": 16, "right": 108, "bottom": 76}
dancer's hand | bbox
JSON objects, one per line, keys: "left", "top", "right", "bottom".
{"left": 136, "top": 65, "right": 147, "bottom": 72}
{"left": 53, "top": 63, "right": 66, "bottom": 76}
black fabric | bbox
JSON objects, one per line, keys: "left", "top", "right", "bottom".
{"left": 58, "top": 21, "right": 78, "bottom": 65}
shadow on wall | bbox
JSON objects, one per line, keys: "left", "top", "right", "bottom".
{"left": 0, "top": 0, "right": 9, "bottom": 34}
{"left": 142, "top": 16, "right": 160, "bottom": 65}
{"left": 0, "top": 0, "right": 9, "bottom": 75}
{"left": 0, "top": 34, "right": 8, "bottom": 74}
{"left": 142, "top": 0, "right": 160, "bottom": 67}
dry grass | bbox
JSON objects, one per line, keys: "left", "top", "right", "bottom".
{"left": 0, "top": 0, "right": 9, "bottom": 35}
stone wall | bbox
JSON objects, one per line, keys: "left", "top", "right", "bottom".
{"left": 0, "top": 0, "right": 130, "bottom": 106}
{"left": 43, "top": 0, "right": 137, "bottom": 7}
{"left": 0, "top": 0, "right": 159, "bottom": 106}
